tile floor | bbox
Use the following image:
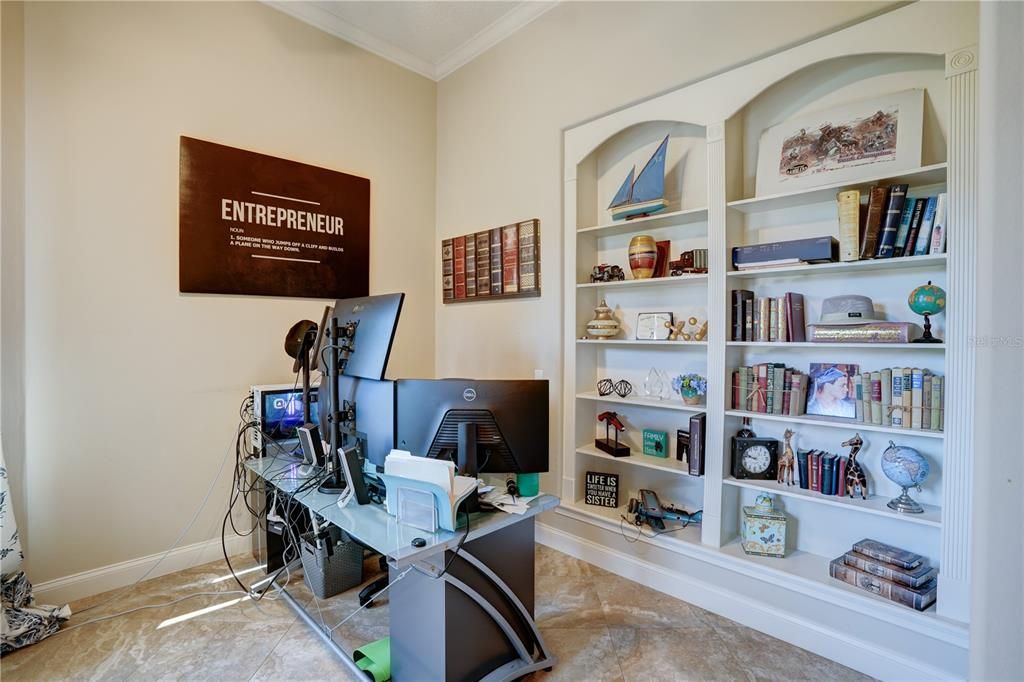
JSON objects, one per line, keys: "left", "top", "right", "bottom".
{"left": 1, "top": 545, "right": 870, "bottom": 681}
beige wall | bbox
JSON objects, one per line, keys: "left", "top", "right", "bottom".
{"left": 434, "top": 1, "right": 896, "bottom": 494}
{"left": 8, "top": 1, "right": 436, "bottom": 583}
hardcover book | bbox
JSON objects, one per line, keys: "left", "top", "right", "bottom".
{"left": 829, "top": 557, "right": 937, "bottom": 611}
{"left": 501, "top": 224, "right": 519, "bottom": 293}
{"left": 837, "top": 190, "right": 861, "bottom": 262}
{"left": 852, "top": 538, "right": 924, "bottom": 569}
{"left": 881, "top": 368, "right": 892, "bottom": 427}
{"left": 453, "top": 235, "right": 467, "bottom": 299}
{"left": 441, "top": 238, "right": 454, "bottom": 302}
{"left": 870, "top": 371, "right": 882, "bottom": 425}
{"left": 901, "top": 198, "right": 927, "bottom": 258}
{"left": 875, "top": 184, "right": 909, "bottom": 258}
{"left": 518, "top": 219, "right": 539, "bottom": 292}
{"left": 891, "top": 367, "right": 904, "bottom": 427}
{"left": 891, "top": 198, "right": 917, "bottom": 258}
{"left": 853, "top": 374, "right": 864, "bottom": 422}
{"left": 913, "top": 196, "right": 939, "bottom": 256}
{"left": 928, "top": 193, "right": 948, "bottom": 254}
{"left": 843, "top": 551, "right": 939, "bottom": 589}
{"left": 489, "top": 227, "right": 503, "bottom": 294}
{"left": 797, "top": 450, "right": 809, "bottom": 489}
{"left": 476, "top": 232, "right": 490, "bottom": 296}
{"left": 859, "top": 185, "right": 889, "bottom": 259}
{"left": 733, "top": 237, "right": 839, "bottom": 268}
{"left": 732, "top": 290, "right": 754, "bottom": 341}
{"left": 784, "top": 292, "right": 806, "bottom": 342}
{"left": 688, "top": 413, "right": 706, "bottom": 476}
{"left": 821, "top": 454, "right": 837, "bottom": 495}
{"left": 931, "top": 376, "right": 943, "bottom": 430}
{"left": 465, "top": 235, "right": 477, "bottom": 297}
{"left": 911, "top": 368, "right": 925, "bottom": 429}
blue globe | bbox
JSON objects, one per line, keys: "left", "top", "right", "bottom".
{"left": 881, "top": 442, "right": 930, "bottom": 489}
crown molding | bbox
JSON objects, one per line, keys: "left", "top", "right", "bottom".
{"left": 434, "top": 1, "right": 559, "bottom": 80}
{"left": 264, "top": 1, "right": 559, "bottom": 82}
{"left": 264, "top": 1, "right": 438, "bottom": 80}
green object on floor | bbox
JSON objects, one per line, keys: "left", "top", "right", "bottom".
{"left": 517, "top": 472, "right": 540, "bottom": 497}
{"left": 353, "top": 636, "right": 391, "bottom": 682}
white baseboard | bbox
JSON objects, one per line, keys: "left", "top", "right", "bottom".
{"left": 33, "top": 535, "right": 253, "bottom": 606}
{"left": 536, "top": 522, "right": 963, "bottom": 682}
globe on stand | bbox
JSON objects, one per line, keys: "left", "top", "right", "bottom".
{"left": 909, "top": 281, "right": 946, "bottom": 343}
{"left": 881, "top": 441, "right": 930, "bottom": 514}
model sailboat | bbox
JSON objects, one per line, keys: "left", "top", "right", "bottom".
{"left": 608, "top": 135, "right": 669, "bottom": 221}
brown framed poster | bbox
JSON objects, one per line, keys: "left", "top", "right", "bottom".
{"left": 179, "top": 136, "right": 369, "bottom": 298}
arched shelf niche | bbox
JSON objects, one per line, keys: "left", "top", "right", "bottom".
{"left": 724, "top": 52, "right": 947, "bottom": 202}
{"left": 575, "top": 120, "right": 707, "bottom": 230}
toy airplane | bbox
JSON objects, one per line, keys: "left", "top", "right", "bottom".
{"left": 627, "top": 489, "right": 703, "bottom": 531}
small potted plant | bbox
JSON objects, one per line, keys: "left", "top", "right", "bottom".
{"left": 672, "top": 373, "right": 707, "bottom": 406}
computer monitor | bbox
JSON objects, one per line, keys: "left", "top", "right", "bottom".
{"left": 330, "top": 293, "right": 404, "bottom": 381}
{"left": 394, "top": 379, "right": 549, "bottom": 477}
{"left": 317, "top": 375, "right": 396, "bottom": 470}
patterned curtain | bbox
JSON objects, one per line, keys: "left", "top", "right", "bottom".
{"left": 1, "top": 443, "right": 70, "bottom": 655}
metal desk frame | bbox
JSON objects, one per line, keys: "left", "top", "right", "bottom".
{"left": 246, "top": 455, "right": 559, "bottom": 681}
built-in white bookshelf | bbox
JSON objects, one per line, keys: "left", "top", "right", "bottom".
{"left": 559, "top": 6, "right": 977, "bottom": 678}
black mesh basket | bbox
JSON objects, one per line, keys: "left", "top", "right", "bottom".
{"left": 299, "top": 526, "right": 363, "bottom": 599}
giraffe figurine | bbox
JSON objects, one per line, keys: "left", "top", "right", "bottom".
{"left": 778, "top": 429, "right": 795, "bottom": 486}
{"left": 841, "top": 433, "right": 868, "bottom": 499}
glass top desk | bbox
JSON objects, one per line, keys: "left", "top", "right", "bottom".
{"left": 246, "top": 454, "right": 560, "bottom": 681}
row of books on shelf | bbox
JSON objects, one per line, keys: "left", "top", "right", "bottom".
{"left": 839, "top": 185, "right": 947, "bottom": 261}
{"left": 442, "top": 219, "right": 538, "bottom": 301}
{"left": 731, "top": 291, "right": 805, "bottom": 342}
{"left": 798, "top": 449, "right": 849, "bottom": 495}
{"left": 855, "top": 368, "right": 943, "bottom": 431}
{"left": 830, "top": 539, "right": 937, "bottom": 611}
{"left": 731, "top": 364, "right": 808, "bottom": 416}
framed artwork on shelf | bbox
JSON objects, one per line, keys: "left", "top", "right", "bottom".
{"left": 441, "top": 219, "right": 540, "bottom": 303}
{"left": 754, "top": 88, "right": 924, "bottom": 197}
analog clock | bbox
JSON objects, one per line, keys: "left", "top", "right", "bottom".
{"left": 732, "top": 437, "right": 779, "bottom": 480}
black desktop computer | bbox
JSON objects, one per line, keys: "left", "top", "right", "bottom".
{"left": 394, "top": 378, "right": 549, "bottom": 477}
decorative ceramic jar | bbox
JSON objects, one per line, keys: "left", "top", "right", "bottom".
{"left": 628, "top": 235, "right": 657, "bottom": 279}
{"left": 741, "top": 493, "right": 787, "bottom": 558}
{"left": 585, "top": 299, "right": 621, "bottom": 338}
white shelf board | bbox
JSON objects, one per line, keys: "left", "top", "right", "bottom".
{"left": 578, "top": 273, "right": 707, "bottom": 289}
{"left": 726, "top": 163, "right": 948, "bottom": 214}
{"left": 578, "top": 339, "right": 708, "bottom": 348}
{"left": 559, "top": 500, "right": 704, "bottom": 544}
{"left": 576, "top": 206, "right": 709, "bottom": 237}
{"left": 576, "top": 391, "right": 706, "bottom": 413}
{"left": 727, "top": 254, "right": 947, "bottom": 280}
{"left": 576, "top": 443, "right": 699, "bottom": 477}
{"left": 724, "top": 410, "right": 945, "bottom": 440}
{"left": 723, "top": 477, "right": 942, "bottom": 528}
{"left": 554, "top": 500, "right": 967, "bottom": 644}
{"left": 727, "top": 341, "right": 945, "bottom": 351}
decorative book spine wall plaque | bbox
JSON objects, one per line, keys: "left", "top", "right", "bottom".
{"left": 442, "top": 219, "right": 541, "bottom": 303}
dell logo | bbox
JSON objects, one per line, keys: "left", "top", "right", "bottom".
{"left": 463, "top": 388, "right": 477, "bottom": 402}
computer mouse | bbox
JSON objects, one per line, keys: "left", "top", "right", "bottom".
{"left": 411, "top": 537, "right": 427, "bottom": 548}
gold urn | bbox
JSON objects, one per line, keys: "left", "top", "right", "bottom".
{"left": 586, "top": 299, "right": 621, "bottom": 338}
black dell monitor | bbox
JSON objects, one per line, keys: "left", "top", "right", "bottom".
{"left": 330, "top": 293, "right": 404, "bottom": 381}
{"left": 394, "top": 379, "right": 549, "bottom": 477}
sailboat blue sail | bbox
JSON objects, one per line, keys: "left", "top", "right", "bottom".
{"left": 608, "top": 135, "right": 670, "bottom": 221}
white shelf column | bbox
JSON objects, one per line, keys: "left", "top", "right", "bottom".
{"left": 701, "top": 122, "right": 728, "bottom": 547}
{"left": 938, "top": 44, "right": 978, "bottom": 624}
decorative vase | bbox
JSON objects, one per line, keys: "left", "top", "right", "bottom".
{"left": 585, "top": 298, "right": 621, "bottom": 338}
{"left": 628, "top": 235, "right": 657, "bottom": 279}
{"left": 682, "top": 392, "right": 702, "bottom": 406}
{"left": 741, "top": 493, "right": 787, "bottom": 558}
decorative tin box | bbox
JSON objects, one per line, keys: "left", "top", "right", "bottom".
{"left": 741, "top": 493, "right": 787, "bottom": 558}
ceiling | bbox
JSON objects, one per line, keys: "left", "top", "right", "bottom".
{"left": 265, "top": 1, "right": 559, "bottom": 81}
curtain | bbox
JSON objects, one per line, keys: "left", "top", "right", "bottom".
{"left": 1, "top": 443, "right": 70, "bottom": 655}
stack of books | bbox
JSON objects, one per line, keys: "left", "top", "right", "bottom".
{"left": 829, "top": 538, "right": 938, "bottom": 611}
{"left": 730, "top": 291, "right": 806, "bottom": 342}
{"left": 837, "top": 186, "right": 948, "bottom": 261}
{"left": 731, "top": 364, "right": 807, "bottom": 415}
{"left": 853, "top": 368, "right": 943, "bottom": 431}
{"left": 797, "top": 449, "right": 848, "bottom": 495}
